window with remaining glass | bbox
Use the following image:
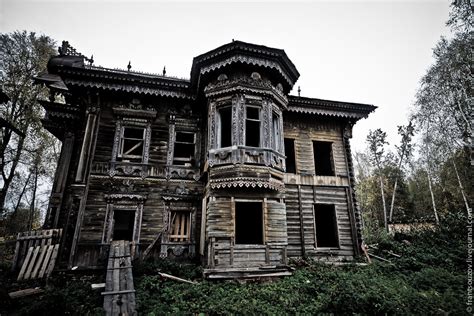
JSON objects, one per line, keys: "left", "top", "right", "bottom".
{"left": 173, "top": 131, "right": 196, "bottom": 166}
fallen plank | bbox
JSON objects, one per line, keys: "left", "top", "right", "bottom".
{"left": 158, "top": 272, "right": 197, "bottom": 284}
{"left": 8, "top": 288, "right": 44, "bottom": 299}
{"left": 368, "top": 252, "right": 392, "bottom": 263}
{"left": 91, "top": 283, "right": 106, "bottom": 289}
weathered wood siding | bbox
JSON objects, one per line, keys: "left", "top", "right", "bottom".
{"left": 285, "top": 184, "right": 355, "bottom": 259}
{"left": 74, "top": 99, "right": 204, "bottom": 267}
{"left": 283, "top": 116, "right": 348, "bottom": 177}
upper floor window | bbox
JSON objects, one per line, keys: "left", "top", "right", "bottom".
{"left": 284, "top": 138, "right": 296, "bottom": 173}
{"left": 313, "top": 141, "right": 335, "bottom": 176}
{"left": 218, "top": 106, "right": 232, "bottom": 148}
{"left": 272, "top": 112, "right": 281, "bottom": 151}
{"left": 245, "top": 106, "right": 260, "bottom": 147}
{"left": 173, "top": 131, "right": 196, "bottom": 166}
{"left": 118, "top": 126, "right": 145, "bottom": 162}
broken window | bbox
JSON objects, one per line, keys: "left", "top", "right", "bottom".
{"left": 173, "top": 131, "right": 195, "bottom": 166}
{"left": 313, "top": 141, "right": 335, "bottom": 176}
{"left": 314, "top": 204, "right": 339, "bottom": 248}
{"left": 272, "top": 112, "right": 281, "bottom": 151}
{"left": 119, "top": 126, "right": 145, "bottom": 161}
{"left": 284, "top": 138, "right": 296, "bottom": 173}
{"left": 113, "top": 209, "right": 135, "bottom": 241}
{"left": 235, "top": 201, "right": 263, "bottom": 244}
{"left": 245, "top": 106, "right": 260, "bottom": 147}
{"left": 218, "top": 107, "right": 232, "bottom": 148}
{"left": 169, "top": 211, "right": 191, "bottom": 242}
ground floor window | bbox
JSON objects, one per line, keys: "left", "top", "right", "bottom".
{"left": 235, "top": 201, "right": 263, "bottom": 244}
{"left": 169, "top": 211, "right": 191, "bottom": 242}
{"left": 314, "top": 204, "right": 339, "bottom": 248}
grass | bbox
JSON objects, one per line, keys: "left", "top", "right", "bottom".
{"left": 0, "top": 212, "right": 468, "bottom": 315}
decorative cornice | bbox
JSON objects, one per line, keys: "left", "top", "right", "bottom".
{"left": 209, "top": 177, "right": 285, "bottom": 192}
{"left": 287, "top": 95, "right": 376, "bottom": 119}
{"left": 204, "top": 75, "right": 288, "bottom": 107}
{"left": 104, "top": 193, "right": 147, "bottom": 202}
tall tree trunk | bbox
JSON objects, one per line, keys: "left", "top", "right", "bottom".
{"left": 389, "top": 178, "right": 398, "bottom": 223}
{"left": 452, "top": 159, "right": 471, "bottom": 213}
{"left": 379, "top": 175, "right": 388, "bottom": 231}
{"left": 426, "top": 167, "right": 439, "bottom": 224}
{"left": 28, "top": 166, "right": 38, "bottom": 230}
{"left": 1, "top": 134, "right": 26, "bottom": 213}
{"left": 13, "top": 172, "right": 32, "bottom": 215}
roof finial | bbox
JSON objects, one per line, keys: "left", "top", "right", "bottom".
{"left": 298, "top": 86, "right": 301, "bottom": 97}
{"left": 127, "top": 61, "right": 132, "bottom": 71}
{"left": 163, "top": 66, "right": 166, "bottom": 76}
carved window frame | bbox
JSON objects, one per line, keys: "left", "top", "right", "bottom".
{"left": 272, "top": 111, "right": 282, "bottom": 152}
{"left": 216, "top": 105, "right": 233, "bottom": 149}
{"left": 102, "top": 194, "right": 146, "bottom": 246}
{"left": 167, "top": 114, "right": 200, "bottom": 167}
{"left": 112, "top": 118, "right": 151, "bottom": 164}
{"left": 163, "top": 201, "right": 196, "bottom": 244}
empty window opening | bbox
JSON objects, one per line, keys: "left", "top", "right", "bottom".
{"left": 174, "top": 131, "right": 195, "bottom": 166}
{"left": 119, "top": 127, "right": 145, "bottom": 161}
{"left": 218, "top": 107, "right": 232, "bottom": 148}
{"left": 314, "top": 204, "right": 339, "bottom": 248}
{"left": 272, "top": 112, "right": 281, "bottom": 151}
{"left": 235, "top": 202, "right": 263, "bottom": 244}
{"left": 113, "top": 210, "right": 135, "bottom": 241}
{"left": 284, "top": 138, "right": 296, "bottom": 173}
{"left": 245, "top": 107, "right": 260, "bottom": 147}
{"left": 313, "top": 141, "right": 335, "bottom": 176}
{"left": 169, "top": 211, "right": 191, "bottom": 242}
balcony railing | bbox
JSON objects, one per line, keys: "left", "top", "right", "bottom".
{"left": 208, "top": 146, "right": 286, "bottom": 171}
{"left": 91, "top": 161, "right": 200, "bottom": 180}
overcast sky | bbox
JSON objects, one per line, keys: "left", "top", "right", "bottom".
{"left": 1, "top": 0, "right": 451, "bottom": 153}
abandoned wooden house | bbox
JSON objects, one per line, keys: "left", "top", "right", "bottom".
{"left": 35, "top": 40, "right": 375, "bottom": 278}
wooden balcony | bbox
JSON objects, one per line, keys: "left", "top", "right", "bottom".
{"left": 208, "top": 146, "right": 285, "bottom": 171}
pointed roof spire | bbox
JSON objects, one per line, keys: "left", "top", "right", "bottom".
{"left": 127, "top": 61, "right": 132, "bottom": 71}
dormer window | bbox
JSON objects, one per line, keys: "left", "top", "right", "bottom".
{"left": 218, "top": 106, "right": 232, "bottom": 148}
{"left": 245, "top": 106, "right": 260, "bottom": 147}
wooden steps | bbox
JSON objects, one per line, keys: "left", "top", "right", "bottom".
{"left": 103, "top": 240, "right": 137, "bottom": 316}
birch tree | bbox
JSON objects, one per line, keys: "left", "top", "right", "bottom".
{"left": 366, "top": 129, "right": 389, "bottom": 231}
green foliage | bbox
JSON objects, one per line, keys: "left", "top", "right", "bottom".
{"left": 0, "top": 270, "right": 104, "bottom": 315}
{"left": 1, "top": 212, "right": 467, "bottom": 315}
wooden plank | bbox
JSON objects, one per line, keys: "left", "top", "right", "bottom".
{"left": 11, "top": 232, "right": 22, "bottom": 271}
{"left": 38, "top": 245, "right": 54, "bottom": 278}
{"left": 17, "top": 246, "right": 34, "bottom": 281}
{"left": 24, "top": 246, "right": 41, "bottom": 280}
{"left": 8, "top": 288, "right": 44, "bottom": 299}
{"left": 31, "top": 245, "right": 47, "bottom": 279}
{"left": 45, "top": 244, "right": 59, "bottom": 278}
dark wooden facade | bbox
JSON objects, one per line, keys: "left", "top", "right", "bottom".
{"left": 35, "top": 40, "right": 375, "bottom": 277}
